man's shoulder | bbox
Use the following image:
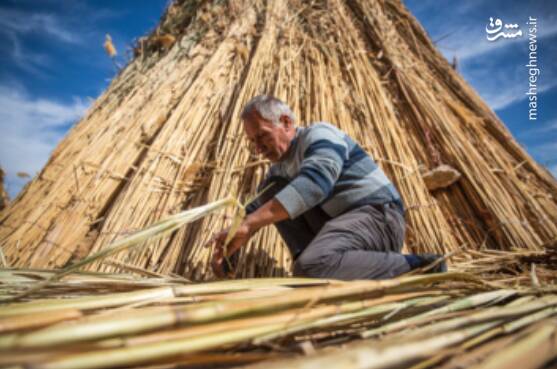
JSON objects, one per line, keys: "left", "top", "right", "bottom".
{"left": 305, "top": 121, "right": 342, "bottom": 133}
{"left": 301, "top": 122, "right": 346, "bottom": 144}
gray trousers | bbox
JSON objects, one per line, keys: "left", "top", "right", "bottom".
{"left": 246, "top": 177, "right": 411, "bottom": 280}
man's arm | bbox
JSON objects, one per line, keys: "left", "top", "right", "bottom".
{"left": 222, "top": 197, "right": 289, "bottom": 256}
{"left": 274, "top": 130, "right": 348, "bottom": 219}
{"left": 244, "top": 197, "right": 289, "bottom": 235}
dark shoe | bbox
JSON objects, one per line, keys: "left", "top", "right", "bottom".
{"left": 406, "top": 253, "right": 447, "bottom": 273}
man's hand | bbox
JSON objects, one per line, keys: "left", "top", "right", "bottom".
{"left": 208, "top": 223, "right": 252, "bottom": 278}
{"left": 207, "top": 198, "right": 289, "bottom": 278}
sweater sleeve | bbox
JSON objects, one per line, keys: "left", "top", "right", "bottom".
{"left": 275, "top": 126, "right": 348, "bottom": 219}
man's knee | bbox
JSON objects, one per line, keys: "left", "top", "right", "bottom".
{"left": 293, "top": 249, "right": 337, "bottom": 278}
{"left": 292, "top": 257, "right": 308, "bottom": 277}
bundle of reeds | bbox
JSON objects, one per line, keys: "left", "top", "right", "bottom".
{"left": 1, "top": 258, "right": 556, "bottom": 369}
{"left": 0, "top": 0, "right": 556, "bottom": 279}
{"left": 0, "top": 166, "right": 8, "bottom": 213}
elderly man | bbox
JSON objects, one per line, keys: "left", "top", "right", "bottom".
{"left": 210, "top": 95, "right": 446, "bottom": 280}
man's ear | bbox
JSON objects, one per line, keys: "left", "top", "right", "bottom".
{"left": 280, "top": 115, "right": 293, "bottom": 129}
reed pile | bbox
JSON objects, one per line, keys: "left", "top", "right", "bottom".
{"left": 0, "top": 167, "right": 8, "bottom": 213}
{"left": 1, "top": 0, "right": 556, "bottom": 280}
{"left": 1, "top": 250, "right": 556, "bottom": 369}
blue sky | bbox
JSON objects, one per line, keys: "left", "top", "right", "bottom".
{"left": 405, "top": 0, "right": 557, "bottom": 178}
{"left": 0, "top": 0, "right": 555, "bottom": 198}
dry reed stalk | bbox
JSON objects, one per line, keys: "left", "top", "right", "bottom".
{"left": 0, "top": 260, "right": 554, "bottom": 369}
{"left": 466, "top": 320, "right": 557, "bottom": 369}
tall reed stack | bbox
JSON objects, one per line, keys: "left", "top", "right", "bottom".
{"left": 0, "top": 167, "right": 8, "bottom": 212}
{"left": 0, "top": 0, "right": 556, "bottom": 279}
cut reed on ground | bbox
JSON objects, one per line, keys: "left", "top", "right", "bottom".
{"left": 1, "top": 250, "right": 556, "bottom": 369}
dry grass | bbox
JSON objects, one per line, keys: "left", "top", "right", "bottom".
{"left": 0, "top": 248, "right": 556, "bottom": 369}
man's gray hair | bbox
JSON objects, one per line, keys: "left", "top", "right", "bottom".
{"left": 241, "top": 95, "right": 296, "bottom": 125}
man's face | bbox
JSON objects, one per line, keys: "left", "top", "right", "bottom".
{"left": 243, "top": 111, "right": 293, "bottom": 163}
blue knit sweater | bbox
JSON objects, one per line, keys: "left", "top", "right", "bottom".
{"left": 266, "top": 122, "right": 404, "bottom": 219}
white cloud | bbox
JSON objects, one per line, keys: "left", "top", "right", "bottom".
{"left": 417, "top": 7, "right": 555, "bottom": 113}
{"left": 0, "top": 8, "right": 82, "bottom": 44}
{"left": 423, "top": 0, "right": 557, "bottom": 63}
{"left": 0, "top": 6, "right": 86, "bottom": 73}
{"left": 0, "top": 84, "right": 89, "bottom": 198}
{"left": 520, "top": 117, "right": 557, "bottom": 138}
{"left": 402, "top": 1, "right": 557, "bottom": 118}
{"left": 439, "top": 20, "right": 557, "bottom": 62}
{"left": 478, "top": 73, "right": 557, "bottom": 111}
{"left": 3, "top": 30, "right": 52, "bottom": 75}
{"left": 529, "top": 141, "right": 557, "bottom": 162}
{"left": 454, "top": 27, "right": 557, "bottom": 112}
{"left": 527, "top": 143, "right": 557, "bottom": 181}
